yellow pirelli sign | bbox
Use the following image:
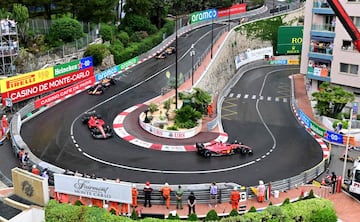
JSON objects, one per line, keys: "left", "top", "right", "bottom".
{"left": 0, "top": 67, "right": 54, "bottom": 93}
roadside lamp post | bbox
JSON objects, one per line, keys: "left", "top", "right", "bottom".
{"left": 175, "top": 14, "right": 178, "bottom": 109}
{"left": 228, "top": 7, "right": 231, "bottom": 31}
{"left": 190, "top": 44, "right": 195, "bottom": 86}
{"left": 211, "top": 16, "right": 214, "bottom": 59}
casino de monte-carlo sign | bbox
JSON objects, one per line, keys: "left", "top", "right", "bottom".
{"left": 54, "top": 174, "right": 132, "bottom": 203}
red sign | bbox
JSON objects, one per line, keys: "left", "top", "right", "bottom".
{"left": 2, "top": 67, "right": 93, "bottom": 105}
{"left": 218, "top": 3, "right": 246, "bottom": 18}
{"left": 34, "top": 77, "right": 96, "bottom": 109}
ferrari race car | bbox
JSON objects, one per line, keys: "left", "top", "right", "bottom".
{"left": 87, "top": 77, "right": 116, "bottom": 95}
{"left": 81, "top": 113, "right": 113, "bottom": 139}
{"left": 196, "top": 141, "right": 253, "bottom": 157}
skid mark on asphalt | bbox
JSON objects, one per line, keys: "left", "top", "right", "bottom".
{"left": 222, "top": 98, "right": 238, "bottom": 120}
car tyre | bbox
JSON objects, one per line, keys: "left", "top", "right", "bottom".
{"left": 204, "top": 150, "right": 212, "bottom": 158}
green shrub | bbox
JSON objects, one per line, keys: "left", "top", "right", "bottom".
{"left": 130, "top": 208, "right": 138, "bottom": 220}
{"left": 265, "top": 205, "right": 283, "bottom": 219}
{"left": 205, "top": 209, "right": 219, "bottom": 221}
{"left": 174, "top": 106, "right": 202, "bottom": 129}
{"left": 282, "top": 198, "right": 290, "bottom": 206}
{"left": 310, "top": 207, "right": 337, "bottom": 222}
{"left": 99, "top": 23, "right": 113, "bottom": 42}
{"left": 83, "top": 43, "right": 110, "bottom": 66}
{"left": 164, "top": 99, "right": 171, "bottom": 110}
{"left": 332, "top": 119, "right": 348, "bottom": 130}
{"left": 303, "top": 189, "right": 316, "bottom": 200}
{"left": 248, "top": 206, "right": 257, "bottom": 212}
{"left": 120, "top": 14, "right": 157, "bottom": 34}
{"left": 47, "top": 17, "right": 83, "bottom": 43}
{"left": 117, "top": 31, "right": 130, "bottom": 47}
{"left": 229, "top": 209, "right": 239, "bottom": 217}
{"left": 167, "top": 126, "right": 178, "bottom": 131}
{"left": 187, "top": 213, "right": 198, "bottom": 221}
{"left": 148, "top": 103, "right": 158, "bottom": 113}
{"left": 73, "top": 200, "right": 83, "bottom": 206}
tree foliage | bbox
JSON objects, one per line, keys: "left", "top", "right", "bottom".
{"left": 312, "top": 82, "right": 355, "bottom": 118}
{"left": 75, "top": 0, "right": 117, "bottom": 23}
{"left": 236, "top": 15, "right": 288, "bottom": 54}
{"left": 84, "top": 44, "right": 110, "bottom": 66}
{"left": 48, "top": 17, "right": 84, "bottom": 43}
{"left": 12, "top": 4, "right": 29, "bottom": 43}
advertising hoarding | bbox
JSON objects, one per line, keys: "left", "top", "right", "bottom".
{"left": 2, "top": 67, "right": 93, "bottom": 105}
{"left": 0, "top": 67, "right": 54, "bottom": 93}
{"left": 217, "top": 3, "right": 246, "bottom": 17}
{"left": 277, "top": 26, "right": 303, "bottom": 55}
{"left": 54, "top": 56, "right": 93, "bottom": 78}
{"left": 35, "top": 77, "right": 96, "bottom": 108}
{"left": 190, "top": 9, "right": 218, "bottom": 23}
{"left": 54, "top": 174, "right": 132, "bottom": 203}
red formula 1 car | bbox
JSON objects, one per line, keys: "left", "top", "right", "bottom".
{"left": 196, "top": 141, "right": 253, "bottom": 157}
{"left": 87, "top": 77, "right": 116, "bottom": 95}
{"left": 81, "top": 113, "right": 113, "bottom": 139}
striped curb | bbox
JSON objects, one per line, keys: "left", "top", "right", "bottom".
{"left": 292, "top": 104, "right": 329, "bottom": 159}
{"left": 112, "top": 104, "right": 228, "bottom": 152}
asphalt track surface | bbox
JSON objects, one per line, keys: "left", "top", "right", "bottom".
{"left": 21, "top": 58, "right": 323, "bottom": 185}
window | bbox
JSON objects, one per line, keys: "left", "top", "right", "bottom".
{"left": 340, "top": 63, "right": 359, "bottom": 74}
{"left": 350, "top": 16, "right": 360, "bottom": 29}
{"left": 342, "top": 40, "right": 354, "bottom": 50}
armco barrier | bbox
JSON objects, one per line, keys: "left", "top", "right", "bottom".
{"left": 6, "top": 4, "right": 327, "bottom": 203}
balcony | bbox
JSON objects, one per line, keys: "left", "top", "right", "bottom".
{"left": 312, "top": 1, "right": 334, "bottom": 14}
{"left": 311, "top": 24, "right": 336, "bottom": 34}
{"left": 307, "top": 65, "right": 331, "bottom": 82}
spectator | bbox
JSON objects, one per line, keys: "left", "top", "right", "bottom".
{"left": 230, "top": 187, "right": 241, "bottom": 210}
{"left": 132, "top": 184, "right": 138, "bottom": 208}
{"left": 175, "top": 185, "right": 184, "bottom": 209}
{"left": 331, "top": 172, "right": 337, "bottom": 194}
{"left": 257, "top": 180, "right": 266, "bottom": 202}
{"left": 17, "top": 148, "right": 25, "bottom": 164}
{"left": 143, "top": 181, "right": 153, "bottom": 208}
{"left": 31, "top": 165, "right": 40, "bottom": 175}
{"left": 209, "top": 182, "right": 218, "bottom": 208}
{"left": 41, "top": 168, "right": 49, "bottom": 179}
{"left": 187, "top": 191, "right": 196, "bottom": 216}
{"left": 21, "top": 152, "right": 29, "bottom": 169}
{"left": 160, "top": 182, "right": 172, "bottom": 209}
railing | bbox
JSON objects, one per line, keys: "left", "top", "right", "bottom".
{"left": 311, "top": 24, "right": 334, "bottom": 32}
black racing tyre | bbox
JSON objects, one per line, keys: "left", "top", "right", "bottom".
{"left": 204, "top": 150, "right": 211, "bottom": 158}
{"left": 241, "top": 148, "right": 248, "bottom": 154}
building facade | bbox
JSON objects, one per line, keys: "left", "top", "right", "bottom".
{"left": 300, "top": 0, "right": 360, "bottom": 94}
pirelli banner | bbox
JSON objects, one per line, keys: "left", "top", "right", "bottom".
{"left": 11, "top": 168, "right": 49, "bottom": 206}
{"left": 0, "top": 56, "right": 93, "bottom": 105}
